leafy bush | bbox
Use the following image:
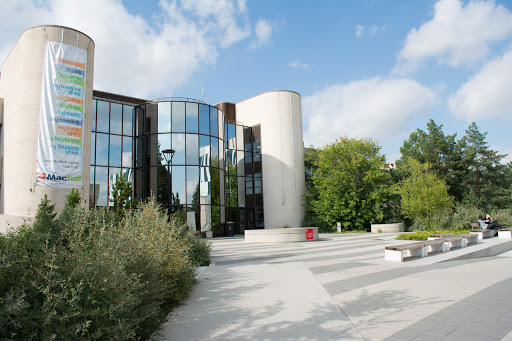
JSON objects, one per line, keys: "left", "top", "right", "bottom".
{"left": 0, "top": 197, "right": 210, "bottom": 340}
{"left": 396, "top": 229, "right": 471, "bottom": 240}
{"left": 409, "top": 203, "right": 486, "bottom": 231}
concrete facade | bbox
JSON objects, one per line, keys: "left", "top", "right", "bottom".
{"left": 236, "top": 91, "right": 306, "bottom": 229}
{"left": 0, "top": 25, "right": 94, "bottom": 226}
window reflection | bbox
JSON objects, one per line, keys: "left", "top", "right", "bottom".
{"left": 186, "top": 103, "right": 198, "bottom": 133}
{"left": 211, "top": 138, "right": 219, "bottom": 161}
{"left": 123, "top": 105, "right": 134, "bottom": 136}
{"left": 110, "top": 103, "right": 122, "bottom": 135}
{"left": 109, "top": 135, "right": 122, "bottom": 167}
{"left": 108, "top": 167, "right": 121, "bottom": 206}
{"left": 95, "top": 166, "right": 108, "bottom": 206}
{"left": 172, "top": 102, "right": 185, "bottom": 132}
{"left": 210, "top": 107, "right": 218, "bottom": 137}
{"left": 172, "top": 166, "right": 186, "bottom": 209}
{"left": 91, "top": 99, "right": 97, "bottom": 132}
{"left": 172, "top": 133, "right": 186, "bottom": 165}
{"left": 122, "top": 137, "right": 132, "bottom": 168}
{"left": 199, "top": 104, "right": 209, "bottom": 135}
{"left": 158, "top": 134, "right": 171, "bottom": 153}
{"left": 95, "top": 133, "right": 109, "bottom": 166}
{"left": 96, "top": 100, "right": 109, "bottom": 133}
{"left": 158, "top": 102, "right": 171, "bottom": 133}
{"left": 186, "top": 166, "right": 199, "bottom": 205}
{"left": 186, "top": 134, "right": 199, "bottom": 165}
{"left": 90, "top": 132, "right": 96, "bottom": 164}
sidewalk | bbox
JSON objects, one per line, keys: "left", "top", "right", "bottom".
{"left": 155, "top": 233, "right": 512, "bottom": 340}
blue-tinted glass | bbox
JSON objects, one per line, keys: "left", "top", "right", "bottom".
{"left": 210, "top": 107, "right": 218, "bottom": 137}
{"left": 158, "top": 134, "right": 171, "bottom": 153}
{"left": 89, "top": 166, "right": 95, "bottom": 207}
{"left": 110, "top": 103, "right": 122, "bottom": 135}
{"left": 186, "top": 134, "right": 199, "bottom": 165}
{"left": 158, "top": 102, "right": 171, "bottom": 133}
{"left": 199, "top": 104, "right": 209, "bottom": 135}
{"left": 96, "top": 100, "right": 109, "bottom": 133}
{"left": 122, "top": 137, "right": 132, "bottom": 168}
{"left": 109, "top": 135, "right": 122, "bottom": 167}
{"left": 211, "top": 138, "right": 219, "bottom": 164}
{"left": 199, "top": 135, "right": 210, "bottom": 167}
{"left": 218, "top": 111, "right": 224, "bottom": 140}
{"left": 91, "top": 99, "right": 97, "bottom": 131}
{"left": 123, "top": 105, "right": 134, "bottom": 136}
{"left": 186, "top": 166, "right": 199, "bottom": 204}
{"left": 95, "top": 133, "right": 109, "bottom": 166}
{"left": 172, "top": 165, "right": 186, "bottom": 208}
{"left": 186, "top": 103, "right": 198, "bottom": 133}
{"left": 172, "top": 102, "right": 185, "bottom": 132}
{"left": 90, "top": 132, "right": 96, "bottom": 164}
{"left": 96, "top": 166, "right": 108, "bottom": 206}
{"left": 171, "top": 133, "right": 186, "bottom": 165}
{"left": 108, "top": 167, "right": 121, "bottom": 206}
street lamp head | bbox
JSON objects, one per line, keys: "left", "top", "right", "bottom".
{"left": 162, "top": 149, "right": 175, "bottom": 164}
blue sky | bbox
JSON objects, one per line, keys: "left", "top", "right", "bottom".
{"left": 2, "top": 0, "right": 512, "bottom": 163}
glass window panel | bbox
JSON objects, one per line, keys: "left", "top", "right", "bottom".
{"left": 226, "top": 124, "right": 236, "bottom": 149}
{"left": 158, "top": 102, "right": 171, "bottom": 133}
{"left": 186, "top": 206, "right": 199, "bottom": 232}
{"left": 90, "top": 132, "right": 96, "bottom": 164}
{"left": 157, "top": 165, "right": 169, "bottom": 207}
{"left": 91, "top": 99, "right": 97, "bottom": 132}
{"left": 109, "top": 135, "right": 122, "bottom": 167}
{"left": 96, "top": 100, "right": 109, "bottom": 133}
{"left": 123, "top": 105, "right": 134, "bottom": 136}
{"left": 95, "top": 133, "right": 109, "bottom": 166}
{"left": 201, "top": 205, "right": 212, "bottom": 232}
{"left": 199, "top": 104, "right": 210, "bottom": 135}
{"left": 89, "top": 166, "right": 95, "bottom": 208}
{"left": 200, "top": 166, "right": 211, "bottom": 205}
{"left": 186, "top": 102, "right": 198, "bottom": 133}
{"left": 219, "top": 170, "right": 225, "bottom": 206}
{"left": 237, "top": 148, "right": 244, "bottom": 176}
{"left": 210, "top": 107, "right": 218, "bottom": 137}
{"left": 218, "top": 110, "right": 224, "bottom": 141}
{"left": 158, "top": 134, "right": 171, "bottom": 155}
{"left": 136, "top": 106, "right": 144, "bottom": 136}
{"left": 226, "top": 175, "right": 238, "bottom": 208}
{"left": 108, "top": 167, "right": 121, "bottom": 206}
{"left": 211, "top": 138, "right": 219, "bottom": 165}
{"left": 186, "top": 134, "right": 199, "bottom": 165}
{"left": 135, "top": 137, "right": 145, "bottom": 168}
{"left": 172, "top": 166, "right": 186, "bottom": 209}
{"left": 95, "top": 166, "right": 108, "bottom": 206}
{"left": 122, "top": 137, "right": 132, "bottom": 168}
{"left": 171, "top": 133, "right": 186, "bottom": 165}
{"left": 199, "top": 135, "right": 210, "bottom": 167}
{"left": 186, "top": 166, "right": 199, "bottom": 205}
{"left": 110, "top": 103, "right": 122, "bottom": 135}
{"left": 238, "top": 176, "right": 246, "bottom": 207}
{"left": 236, "top": 125, "right": 244, "bottom": 150}
{"left": 172, "top": 102, "right": 185, "bottom": 132}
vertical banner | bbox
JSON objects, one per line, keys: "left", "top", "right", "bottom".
{"left": 36, "top": 41, "right": 87, "bottom": 188}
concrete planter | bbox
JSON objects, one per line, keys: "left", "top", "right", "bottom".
{"left": 371, "top": 223, "right": 404, "bottom": 233}
{"left": 245, "top": 227, "right": 318, "bottom": 243}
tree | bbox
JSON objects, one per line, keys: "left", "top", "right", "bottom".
{"left": 395, "top": 158, "right": 453, "bottom": 230}
{"left": 308, "top": 137, "right": 391, "bottom": 231}
{"left": 110, "top": 171, "right": 135, "bottom": 211}
{"left": 397, "top": 119, "right": 466, "bottom": 201}
{"left": 461, "top": 122, "right": 509, "bottom": 209}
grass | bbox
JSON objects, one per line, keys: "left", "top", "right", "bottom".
{"left": 396, "top": 229, "right": 471, "bottom": 240}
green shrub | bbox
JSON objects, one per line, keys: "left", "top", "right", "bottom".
{"left": 0, "top": 197, "right": 209, "bottom": 340}
{"left": 396, "top": 229, "right": 471, "bottom": 240}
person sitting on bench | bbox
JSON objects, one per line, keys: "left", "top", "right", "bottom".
{"left": 484, "top": 214, "right": 500, "bottom": 230}
{"left": 477, "top": 215, "right": 488, "bottom": 228}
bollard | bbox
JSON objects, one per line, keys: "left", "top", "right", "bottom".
{"left": 337, "top": 222, "right": 341, "bottom": 233}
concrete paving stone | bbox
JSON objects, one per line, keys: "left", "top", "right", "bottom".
{"left": 308, "top": 261, "right": 373, "bottom": 275}
{"left": 441, "top": 333, "right": 477, "bottom": 341}
{"left": 383, "top": 331, "right": 419, "bottom": 340}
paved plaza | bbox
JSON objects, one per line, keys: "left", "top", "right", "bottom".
{"left": 156, "top": 233, "right": 512, "bottom": 340}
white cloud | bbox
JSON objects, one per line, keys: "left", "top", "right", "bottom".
{"left": 0, "top": 0, "right": 255, "bottom": 98}
{"left": 355, "top": 24, "right": 379, "bottom": 38}
{"left": 303, "top": 77, "right": 437, "bottom": 148}
{"left": 395, "top": 0, "right": 512, "bottom": 74}
{"left": 250, "top": 18, "right": 273, "bottom": 49}
{"left": 288, "top": 58, "right": 309, "bottom": 69}
{"left": 449, "top": 50, "right": 512, "bottom": 121}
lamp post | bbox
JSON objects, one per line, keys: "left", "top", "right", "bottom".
{"left": 162, "top": 149, "right": 175, "bottom": 221}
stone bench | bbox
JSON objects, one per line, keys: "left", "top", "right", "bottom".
{"left": 498, "top": 228, "right": 512, "bottom": 239}
{"left": 371, "top": 223, "right": 404, "bottom": 233}
{"left": 471, "top": 229, "right": 495, "bottom": 239}
{"left": 385, "top": 234, "right": 480, "bottom": 262}
{"left": 244, "top": 227, "right": 318, "bottom": 243}
{"left": 428, "top": 233, "right": 454, "bottom": 240}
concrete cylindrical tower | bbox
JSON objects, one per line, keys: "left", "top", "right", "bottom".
{"left": 0, "top": 25, "right": 95, "bottom": 219}
{"left": 235, "top": 91, "right": 305, "bottom": 228}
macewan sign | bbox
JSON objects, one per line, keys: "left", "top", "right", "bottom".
{"left": 36, "top": 41, "right": 86, "bottom": 188}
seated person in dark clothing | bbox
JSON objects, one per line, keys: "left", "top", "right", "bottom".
{"left": 484, "top": 214, "right": 500, "bottom": 230}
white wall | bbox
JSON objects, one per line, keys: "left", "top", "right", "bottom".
{"left": 235, "top": 91, "right": 305, "bottom": 228}
{"left": 0, "top": 25, "right": 95, "bottom": 217}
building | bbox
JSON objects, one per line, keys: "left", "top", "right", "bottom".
{"left": 0, "top": 25, "right": 305, "bottom": 235}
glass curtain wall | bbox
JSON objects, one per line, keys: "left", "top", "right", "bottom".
{"left": 133, "top": 100, "right": 225, "bottom": 234}
{"left": 90, "top": 98, "right": 135, "bottom": 207}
